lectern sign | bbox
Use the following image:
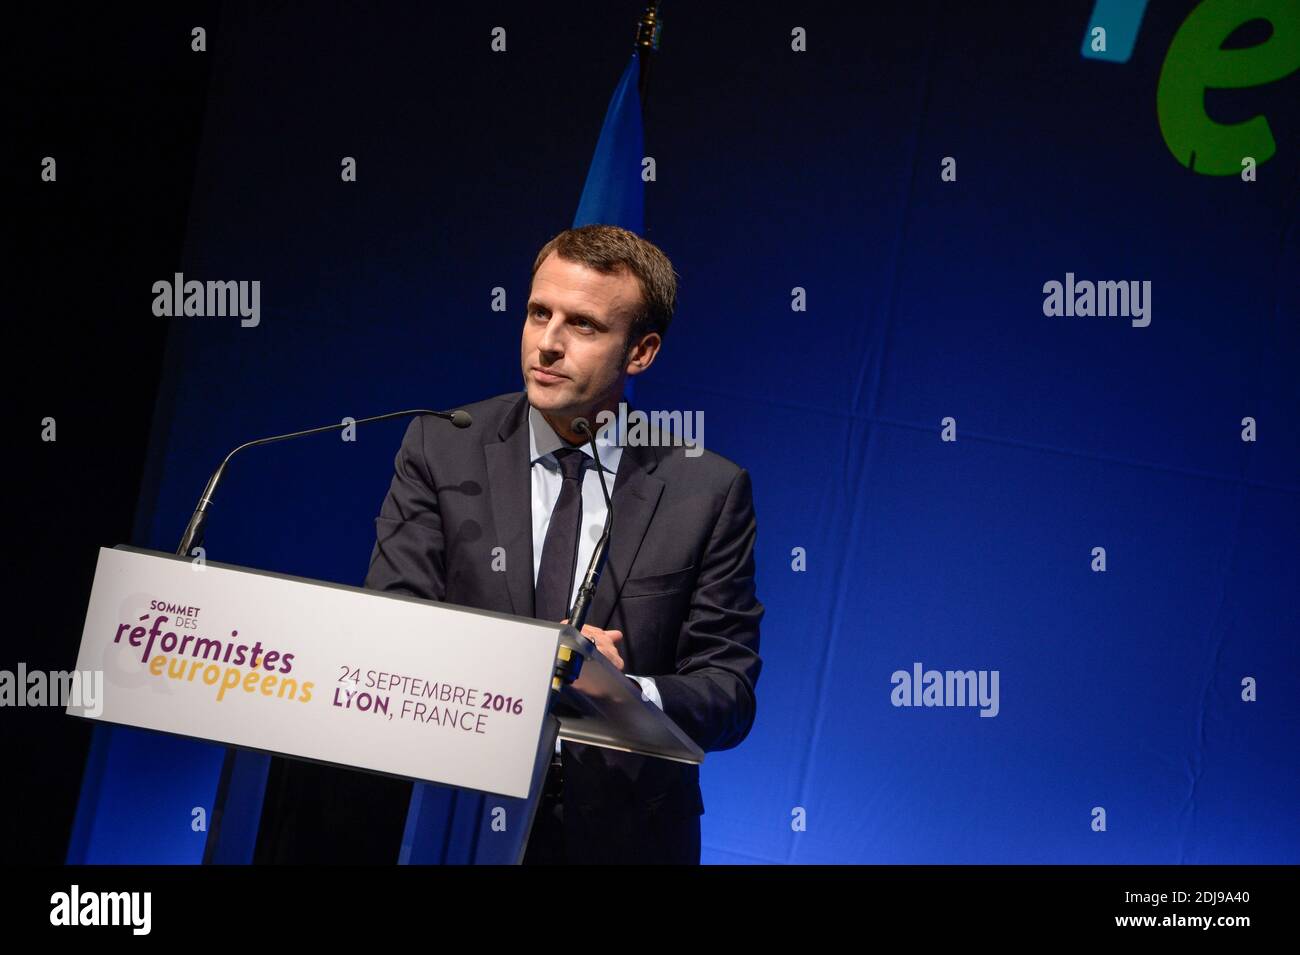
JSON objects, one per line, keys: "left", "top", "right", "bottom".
{"left": 68, "top": 547, "right": 561, "bottom": 799}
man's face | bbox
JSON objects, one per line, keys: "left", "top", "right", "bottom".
{"left": 520, "top": 252, "right": 657, "bottom": 438}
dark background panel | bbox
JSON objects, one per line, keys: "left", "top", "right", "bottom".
{"left": 6, "top": 0, "right": 1297, "bottom": 864}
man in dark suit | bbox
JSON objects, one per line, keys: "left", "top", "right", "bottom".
{"left": 362, "top": 224, "right": 763, "bottom": 864}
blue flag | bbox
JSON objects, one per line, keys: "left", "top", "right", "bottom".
{"left": 573, "top": 51, "right": 645, "bottom": 235}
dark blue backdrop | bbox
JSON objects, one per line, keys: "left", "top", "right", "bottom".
{"left": 69, "top": 1, "right": 1299, "bottom": 864}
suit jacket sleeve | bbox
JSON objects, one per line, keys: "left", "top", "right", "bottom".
{"left": 363, "top": 416, "right": 446, "bottom": 601}
{"left": 654, "top": 466, "right": 764, "bottom": 753}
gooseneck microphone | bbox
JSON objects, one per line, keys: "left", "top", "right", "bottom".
{"left": 566, "top": 415, "right": 614, "bottom": 629}
{"left": 175, "top": 408, "right": 472, "bottom": 559}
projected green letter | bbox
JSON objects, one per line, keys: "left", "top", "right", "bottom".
{"left": 1157, "top": 0, "right": 1299, "bottom": 175}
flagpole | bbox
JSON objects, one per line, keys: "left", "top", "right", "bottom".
{"left": 635, "top": 1, "right": 662, "bottom": 114}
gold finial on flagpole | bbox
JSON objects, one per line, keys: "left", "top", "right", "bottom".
{"left": 634, "top": 1, "right": 662, "bottom": 54}
{"left": 635, "top": 1, "right": 661, "bottom": 108}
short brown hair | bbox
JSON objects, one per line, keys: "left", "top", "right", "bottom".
{"left": 531, "top": 224, "right": 677, "bottom": 349}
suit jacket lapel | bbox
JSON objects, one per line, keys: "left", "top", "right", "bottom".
{"left": 590, "top": 437, "right": 664, "bottom": 631}
{"left": 485, "top": 392, "right": 535, "bottom": 617}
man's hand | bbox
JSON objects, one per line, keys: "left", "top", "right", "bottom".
{"left": 560, "top": 618, "right": 624, "bottom": 672}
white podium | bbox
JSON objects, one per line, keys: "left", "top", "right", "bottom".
{"left": 67, "top": 546, "right": 703, "bottom": 863}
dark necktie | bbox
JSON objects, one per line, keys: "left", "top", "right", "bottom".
{"left": 534, "top": 446, "right": 587, "bottom": 621}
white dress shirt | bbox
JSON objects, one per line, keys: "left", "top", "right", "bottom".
{"left": 527, "top": 403, "right": 663, "bottom": 754}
